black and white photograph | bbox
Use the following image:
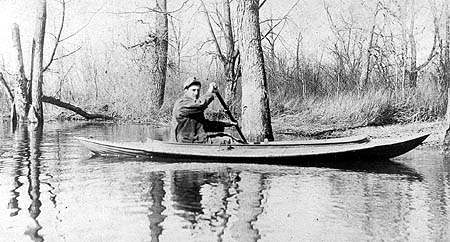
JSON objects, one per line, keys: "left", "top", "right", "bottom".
{"left": 0, "top": 0, "right": 449, "bottom": 241}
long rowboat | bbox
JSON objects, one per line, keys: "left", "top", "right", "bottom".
{"left": 76, "top": 133, "right": 429, "bottom": 164}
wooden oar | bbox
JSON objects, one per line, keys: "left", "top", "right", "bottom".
{"left": 215, "top": 92, "right": 248, "bottom": 144}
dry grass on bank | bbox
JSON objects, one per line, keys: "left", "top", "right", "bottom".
{"left": 271, "top": 83, "right": 445, "bottom": 136}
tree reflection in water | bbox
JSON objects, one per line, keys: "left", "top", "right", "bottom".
{"left": 224, "top": 171, "right": 265, "bottom": 242}
{"left": 9, "top": 124, "right": 44, "bottom": 242}
{"left": 145, "top": 168, "right": 265, "bottom": 242}
{"left": 8, "top": 125, "right": 28, "bottom": 217}
{"left": 148, "top": 171, "right": 166, "bottom": 242}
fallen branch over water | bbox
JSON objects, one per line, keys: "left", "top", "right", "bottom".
{"left": 43, "top": 96, "right": 113, "bottom": 120}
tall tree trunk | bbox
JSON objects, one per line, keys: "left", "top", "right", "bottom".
{"left": 237, "top": 0, "right": 273, "bottom": 142}
{"left": 445, "top": 0, "right": 450, "bottom": 120}
{"left": 28, "top": 0, "right": 46, "bottom": 125}
{"left": 150, "top": 0, "right": 168, "bottom": 109}
{"left": 442, "top": 0, "right": 450, "bottom": 149}
{"left": 11, "top": 24, "right": 29, "bottom": 127}
{"left": 223, "top": 0, "right": 239, "bottom": 109}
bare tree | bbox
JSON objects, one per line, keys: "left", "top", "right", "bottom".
{"left": 260, "top": 0, "right": 300, "bottom": 77}
{"left": 1, "top": 0, "right": 113, "bottom": 124}
{"left": 28, "top": 0, "right": 47, "bottom": 125}
{"left": 201, "top": 0, "right": 240, "bottom": 109}
{"left": 294, "top": 32, "right": 306, "bottom": 99}
{"left": 169, "top": 16, "right": 190, "bottom": 68}
{"left": 359, "top": 2, "right": 381, "bottom": 92}
{"left": 385, "top": 0, "right": 437, "bottom": 89}
{"left": 237, "top": 0, "right": 273, "bottom": 142}
{"left": 10, "top": 24, "right": 30, "bottom": 127}
{"left": 149, "top": 0, "right": 169, "bottom": 110}
{"left": 325, "top": 5, "right": 364, "bottom": 94}
{"left": 407, "top": 0, "right": 438, "bottom": 87}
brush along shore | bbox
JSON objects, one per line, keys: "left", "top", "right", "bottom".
{"left": 272, "top": 118, "right": 446, "bottom": 148}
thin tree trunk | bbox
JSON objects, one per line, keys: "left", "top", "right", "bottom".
{"left": 28, "top": 0, "right": 46, "bottom": 125}
{"left": 237, "top": 0, "right": 273, "bottom": 142}
{"left": 401, "top": 40, "right": 407, "bottom": 97}
{"left": 11, "top": 24, "right": 29, "bottom": 127}
{"left": 399, "top": 4, "right": 408, "bottom": 97}
{"left": 267, "top": 17, "right": 276, "bottom": 74}
{"left": 359, "top": 4, "right": 379, "bottom": 93}
{"left": 223, "top": 0, "right": 238, "bottom": 109}
{"left": 408, "top": 0, "right": 437, "bottom": 89}
{"left": 408, "top": 0, "right": 418, "bottom": 88}
{"left": 150, "top": 0, "right": 168, "bottom": 109}
{"left": 295, "top": 33, "right": 304, "bottom": 99}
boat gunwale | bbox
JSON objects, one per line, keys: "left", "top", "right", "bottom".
{"left": 75, "top": 133, "right": 430, "bottom": 160}
{"left": 76, "top": 135, "right": 370, "bottom": 148}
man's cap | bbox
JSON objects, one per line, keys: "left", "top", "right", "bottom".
{"left": 183, "top": 77, "right": 201, "bottom": 89}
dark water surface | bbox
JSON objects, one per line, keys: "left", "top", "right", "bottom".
{"left": 0, "top": 122, "right": 449, "bottom": 242}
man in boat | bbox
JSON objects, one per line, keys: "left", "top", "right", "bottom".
{"left": 170, "top": 77, "right": 238, "bottom": 143}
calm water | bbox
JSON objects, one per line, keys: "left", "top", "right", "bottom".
{"left": 0, "top": 121, "right": 449, "bottom": 242}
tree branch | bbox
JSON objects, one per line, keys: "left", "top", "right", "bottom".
{"left": 107, "top": 0, "right": 190, "bottom": 15}
{"left": 53, "top": 45, "right": 83, "bottom": 61}
{"left": 200, "top": 0, "right": 225, "bottom": 63}
{"left": 0, "top": 72, "right": 14, "bottom": 101}
{"left": 42, "top": 95, "right": 113, "bottom": 120}
{"left": 43, "top": 0, "right": 65, "bottom": 72}
{"left": 60, "top": 3, "right": 103, "bottom": 42}
{"left": 417, "top": 10, "right": 439, "bottom": 70}
{"left": 261, "top": 0, "right": 300, "bottom": 41}
{"left": 259, "top": 0, "right": 268, "bottom": 9}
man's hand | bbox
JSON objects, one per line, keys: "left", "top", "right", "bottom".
{"left": 208, "top": 82, "right": 218, "bottom": 93}
{"left": 226, "top": 120, "right": 238, "bottom": 127}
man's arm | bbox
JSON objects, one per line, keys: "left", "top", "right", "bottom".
{"left": 204, "top": 120, "right": 237, "bottom": 132}
{"left": 176, "top": 93, "right": 214, "bottom": 117}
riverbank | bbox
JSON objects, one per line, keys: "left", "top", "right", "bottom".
{"left": 272, "top": 116, "right": 447, "bottom": 148}
{"left": 2, "top": 110, "right": 447, "bottom": 148}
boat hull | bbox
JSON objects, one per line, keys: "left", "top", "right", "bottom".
{"left": 76, "top": 133, "right": 429, "bottom": 163}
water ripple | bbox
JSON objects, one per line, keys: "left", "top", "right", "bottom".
{"left": 0, "top": 122, "right": 449, "bottom": 241}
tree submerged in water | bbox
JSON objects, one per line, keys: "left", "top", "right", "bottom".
{"left": 1, "top": 0, "right": 113, "bottom": 129}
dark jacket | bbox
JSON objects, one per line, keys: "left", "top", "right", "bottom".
{"left": 171, "top": 93, "right": 226, "bottom": 143}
